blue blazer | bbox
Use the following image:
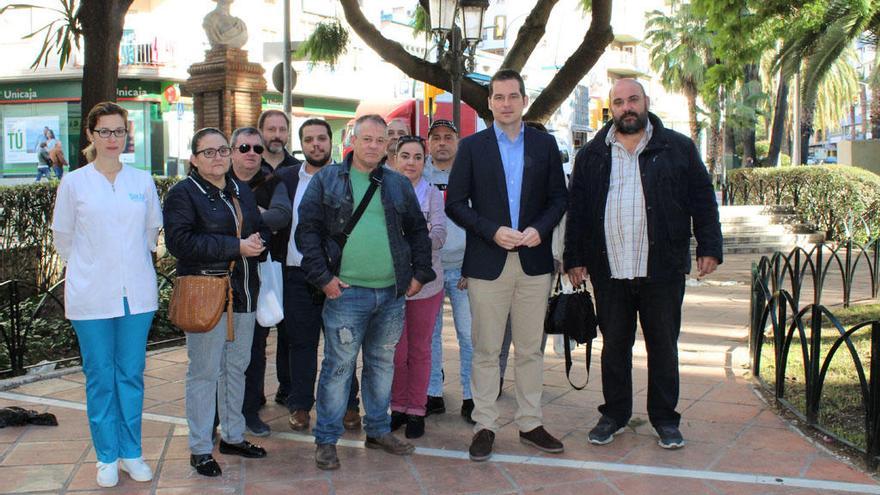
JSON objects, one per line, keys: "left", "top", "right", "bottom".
{"left": 445, "top": 125, "right": 567, "bottom": 280}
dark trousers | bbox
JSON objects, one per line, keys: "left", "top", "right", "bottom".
{"left": 242, "top": 323, "right": 270, "bottom": 420}
{"left": 279, "top": 266, "right": 359, "bottom": 412}
{"left": 592, "top": 276, "right": 685, "bottom": 428}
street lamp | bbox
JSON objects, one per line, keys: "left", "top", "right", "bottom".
{"left": 429, "top": 0, "right": 489, "bottom": 131}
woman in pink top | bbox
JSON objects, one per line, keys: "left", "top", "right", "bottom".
{"left": 389, "top": 135, "right": 447, "bottom": 438}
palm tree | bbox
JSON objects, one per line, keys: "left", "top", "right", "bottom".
{"left": 813, "top": 48, "right": 860, "bottom": 135}
{"left": 644, "top": 4, "right": 712, "bottom": 147}
{"left": 776, "top": 0, "right": 880, "bottom": 163}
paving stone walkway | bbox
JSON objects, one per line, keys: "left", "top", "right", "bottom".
{"left": 1, "top": 254, "right": 878, "bottom": 494}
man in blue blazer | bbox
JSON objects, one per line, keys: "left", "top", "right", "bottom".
{"left": 446, "top": 69, "right": 568, "bottom": 462}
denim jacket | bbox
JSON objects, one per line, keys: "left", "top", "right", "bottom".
{"left": 294, "top": 156, "right": 435, "bottom": 298}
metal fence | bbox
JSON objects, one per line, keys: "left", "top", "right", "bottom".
{"left": 722, "top": 174, "right": 805, "bottom": 207}
{"left": 0, "top": 266, "right": 182, "bottom": 378}
{"left": 749, "top": 238, "right": 880, "bottom": 467}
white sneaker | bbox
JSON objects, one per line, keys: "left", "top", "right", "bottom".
{"left": 95, "top": 461, "right": 119, "bottom": 488}
{"left": 120, "top": 457, "right": 153, "bottom": 482}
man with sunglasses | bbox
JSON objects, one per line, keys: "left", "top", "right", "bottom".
{"left": 230, "top": 126, "right": 293, "bottom": 437}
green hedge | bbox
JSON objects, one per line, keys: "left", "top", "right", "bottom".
{"left": 727, "top": 166, "right": 880, "bottom": 242}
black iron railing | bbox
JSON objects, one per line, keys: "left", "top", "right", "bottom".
{"left": 723, "top": 174, "right": 805, "bottom": 207}
{"left": 0, "top": 266, "right": 182, "bottom": 378}
{"left": 750, "top": 239, "right": 880, "bottom": 467}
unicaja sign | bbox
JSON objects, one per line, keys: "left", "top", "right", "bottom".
{"left": 117, "top": 87, "right": 148, "bottom": 98}
{"left": 3, "top": 88, "right": 37, "bottom": 100}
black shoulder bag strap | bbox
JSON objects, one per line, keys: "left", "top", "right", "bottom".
{"left": 339, "top": 166, "right": 384, "bottom": 243}
{"left": 563, "top": 281, "right": 591, "bottom": 391}
{"left": 563, "top": 332, "right": 591, "bottom": 391}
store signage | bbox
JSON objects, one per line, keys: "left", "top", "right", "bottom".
{"left": 4, "top": 116, "right": 61, "bottom": 164}
{"left": 2, "top": 88, "right": 38, "bottom": 101}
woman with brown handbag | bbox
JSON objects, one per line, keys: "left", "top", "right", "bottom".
{"left": 51, "top": 101, "right": 162, "bottom": 488}
{"left": 163, "top": 127, "right": 271, "bottom": 477}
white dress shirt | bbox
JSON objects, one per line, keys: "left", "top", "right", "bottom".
{"left": 285, "top": 165, "right": 315, "bottom": 267}
{"left": 52, "top": 164, "right": 162, "bottom": 319}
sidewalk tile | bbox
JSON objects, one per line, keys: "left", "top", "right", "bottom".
{"left": 682, "top": 400, "right": 763, "bottom": 424}
{"left": 608, "top": 474, "right": 716, "bottom": 494}
{"left": 731, "top": 425, "right": 816, "bottom": 455}
{"left": 245, "top": 480, "right": 331, "bottom": 495}
{"left": 330, "top": 468, "right": 423, "bottom": 494}
{"left": 521, "top": 479, "right": 618, "bottom": 495}
{"left": 0, "top": 464, "right": 75, "bottom": 492}
{"left": 710, "top": 449, "right": 813, "bottom": 477}
{"left": 408, "top": 456, "right": 514, "bottom": 494}
{"left": 803, "top": 455, "right": 877, "bottom": 484}
{"left": 498, "top": 463, "right": 600, "bottom": 489}
{"left": 1, "top": 440, "right": 89, "bottom": 465}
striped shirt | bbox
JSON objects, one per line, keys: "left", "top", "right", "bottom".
{"left": 604, "top": 120, "right": 654, "bottom": 279}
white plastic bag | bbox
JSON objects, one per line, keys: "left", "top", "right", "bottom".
{"left": 256, "top": 253, "right": 284, "bottom": 327}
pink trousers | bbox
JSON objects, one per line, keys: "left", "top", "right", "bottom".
{"left": 390, "top": 291, "right": 444, "bottom": 416}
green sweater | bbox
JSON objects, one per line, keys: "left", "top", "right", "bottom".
{"left": 338, "top": 167, "right": 395, "bottom": 288}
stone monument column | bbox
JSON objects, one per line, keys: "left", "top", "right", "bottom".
{"left": 185, "top": 0, "right": 266, "bottom": 137}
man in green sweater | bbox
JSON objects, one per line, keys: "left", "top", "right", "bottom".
{"left": 295, "top": 114, "right": 435, "bottom": 470}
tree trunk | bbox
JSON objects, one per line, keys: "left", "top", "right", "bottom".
{"left": 872, "top": 74, "right": 880, "bottom": 139}
{"left": 800, "top": 102, "right": 815, "bottom": 165}
{"left": 850, "top": 104, "right": 857, "bottom": 140}
{"left": 860, "top": 81, "right": 868, "bottom": 139}
{"left": 75, "top": 0, "right": 133, "bottom": 169}
{"left": 523, "top": 0, "right": 613, "bottom": 123}
{"left": 707, "top": 102, "right": 722, "bottom": 176}
{"left": 724, "top": 117, "right": 737, "bottom": 169}
{"left": 767, "top": 77, "right": 789, "bottom": 166}
{"left": 685, "top": 83, "right": 700, "bottom": 148}
{"left": 741, "top": 64, "right": 758, "bottom": 167}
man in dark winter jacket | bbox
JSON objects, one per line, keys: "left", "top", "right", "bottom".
{"left": 564, "top": 78, "right": 722, "bottom": 450}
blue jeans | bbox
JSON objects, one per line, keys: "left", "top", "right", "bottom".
{"left": 428, "top": 267, "right": 473, "bottom": 400}
{"left": 314, "top": 285, "right": 404, "bottom": 445}
{"left": 34, "top": 165, "right": 51, "bottom": 182}
{"left": 71, "top": 298, "right": 154, "bottom": 463}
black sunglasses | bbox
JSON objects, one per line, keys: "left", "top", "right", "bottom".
{"left": 237, "top": 143, "right": 265, "bottom": 154}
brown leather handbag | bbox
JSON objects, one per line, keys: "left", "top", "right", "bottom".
{"left": 168, "top": 196, "right": 242, "bottom": 341}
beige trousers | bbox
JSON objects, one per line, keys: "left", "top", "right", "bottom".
{"left": 467, "top": 253, "right": 552, "bottom": 432}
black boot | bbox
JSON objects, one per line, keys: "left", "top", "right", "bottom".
{"left": 405, "top": 414, "right": 425, "bottom": 439}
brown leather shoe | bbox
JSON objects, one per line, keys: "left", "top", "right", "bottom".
{"left": 343, "top": 409, "right": 361, "bottom": 430}
{"left": 288, "top": 410, "right": 309, "bottom": 431}
{"left": 519, "top": 426, "right": 564, "bottom": 453}
{"left": 364, "top": 433, "right": 414, "bottom": 455}
{"left": 469, "top": 429, "right": 495, "bottom": 462}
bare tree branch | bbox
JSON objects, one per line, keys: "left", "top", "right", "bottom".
{"left": 339, "top": 0, "right": 490, "bottom": 118}
{"left": 500, "top": 0, "right": 559, "bottom": 71}
{"left": 524, "top": 0, "right": 613, "bottom": 123}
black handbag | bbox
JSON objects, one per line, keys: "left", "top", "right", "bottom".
{"left": 308, "top": 167, "right": 384, "bottom": 303}
{"left": 544, "top": 273, "right": 598, "bottom": 390}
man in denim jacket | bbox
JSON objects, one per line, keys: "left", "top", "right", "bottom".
{"left": 295, "top": 114, "right": 434, "bottom": 470}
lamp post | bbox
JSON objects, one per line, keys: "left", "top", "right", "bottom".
{"left": 429, "top": 0, "right": 489, "bottom": 131}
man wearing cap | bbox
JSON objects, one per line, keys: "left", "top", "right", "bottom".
{"left": 422, "top": 119, "right": 475, "bottom": 424}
